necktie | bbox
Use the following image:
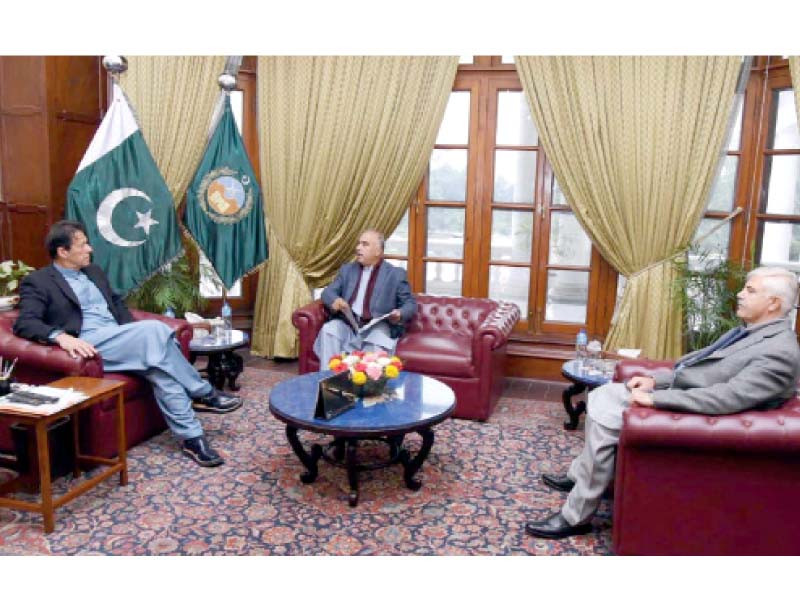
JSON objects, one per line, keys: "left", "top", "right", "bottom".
{"left": 675, "top": 326, "right": 749, "bottom": 371}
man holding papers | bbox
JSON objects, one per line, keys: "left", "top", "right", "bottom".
{"left": 314, "top": 229, "right": 416, "bottom": 369}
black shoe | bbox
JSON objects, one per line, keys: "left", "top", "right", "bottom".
{"left": 192, "top": 390, "right": 243, "bottom": 413}
{"left": 542, "top": 473, "right": 575, "bottom": 493}
{"left": 525, "top": 512, "right": 592, "bottom": 539}
{"left": 182, "top": 435, "right": 224, "bottom": 467}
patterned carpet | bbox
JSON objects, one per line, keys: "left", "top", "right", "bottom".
{"left": 0, "top": 368, "right": 613, "bottom": 555}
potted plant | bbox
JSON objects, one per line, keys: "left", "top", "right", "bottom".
{"left": 126, "top": 254, "right": 208, "bottom": 317}
{"left": 0, "top": 260, "right": 35, "bottom": 311}
{"left": 672, "top": 246, "right": 747, "bottom": 352}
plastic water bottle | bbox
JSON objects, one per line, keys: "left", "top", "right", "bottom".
{"left": 163, "top": 306, "right": 175, "bottom": 318}
{"left": 575, "top": 328, "right": 588, "bottom": 370}
{"left": 220, "top": 301, "right": 232, "bottom": 343}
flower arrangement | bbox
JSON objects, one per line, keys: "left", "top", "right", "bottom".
{"left": 0, "top": 260, "right": 35, "bottom": 297}
{"left": 328, "top": 350, "right": 403, "bottom": 394}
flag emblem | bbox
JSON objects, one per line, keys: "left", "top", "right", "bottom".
{"left": 197, "top": 167, "right": 255, "bottom": 223}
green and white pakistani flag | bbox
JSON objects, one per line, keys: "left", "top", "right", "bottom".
{"left": 66, "top": 83, "right": 181, "bottom": 295}
{"left": 184, "top": 94, "right": 268, "bottom": 290}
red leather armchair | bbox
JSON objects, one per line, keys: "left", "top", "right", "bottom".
{"left": 0, "top": 309, "right": 192, "bottom": 459}
{"left": 612, "top": 359, "right": 800, "bottom": 555}
{"left": 292, "top": 295, "right": 520, "bottom": 420}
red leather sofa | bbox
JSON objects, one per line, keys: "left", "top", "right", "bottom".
{"left": 0, "top": 309, "right": 192, "bottom": 459}
{"left": 293, "top": 295, "right": 520, "bottom": 420}
{"left": 612, "top": 359, "right": 800, "bottom": 555}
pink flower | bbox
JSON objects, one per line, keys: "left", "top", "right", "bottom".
{"left": 375, "top": 350, "right": 389, "bottom": 358}
{"left": 366, "top": 363, "right": 383, "bottom": 380}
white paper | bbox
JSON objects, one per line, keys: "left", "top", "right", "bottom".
{"left": 0, "top": 384, "right": 88, "bottom": 415}
{"left": 617, "top": 348, "right": 642, "bottom": 359}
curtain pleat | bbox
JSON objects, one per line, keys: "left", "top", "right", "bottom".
{"left": 517, "top": 56, "right": 740, "bottom": 358}
{"left": 251, "top": 56, "right": 457, "bottom": 357}
{"left": 120, "top": 56, "right": 226, "bottom": 207}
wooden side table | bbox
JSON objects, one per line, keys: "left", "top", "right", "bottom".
{"left": 0, "top": 377, "right": 127, "bottom": 533}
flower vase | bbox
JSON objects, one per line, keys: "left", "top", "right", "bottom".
{"left": 356, "top": 376, "right": 388, "bottom": 398}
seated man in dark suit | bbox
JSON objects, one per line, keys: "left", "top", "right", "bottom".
{"left": 313, "top": 228, "right": 417, "bottom": 368}
{"left": 526, "top": 266, "right": 800, "bottom": 539}
{"left": 13, "top": 220, "right": 242, "bottom": 467}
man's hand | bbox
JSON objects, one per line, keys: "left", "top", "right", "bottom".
{"left": 55, "top": 333, "right": 97, "bottom": 359}
{"left": 630, "top": 389, "right": 655, "bottom": 407}
{"left": 626, "top": 375, "right": 655, "bottom": 393}
{"left": 331, "top": 297, "right": 350, "bottom": 312}
{"left": 388, "top": 309, "right": 402, "bottom": 323}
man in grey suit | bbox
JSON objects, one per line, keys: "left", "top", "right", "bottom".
{"left": 313, "top": 229, "right": 417, "bottom": 368}
{"left": 526, "top": 266, "right": 800, "bottom": 539}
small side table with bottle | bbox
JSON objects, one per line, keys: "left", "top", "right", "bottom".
{"left": 561, "top": 328, "right": 617, "bottom": 430}
{"left": 187, "top": 300, "right": 249, "bottom": 391}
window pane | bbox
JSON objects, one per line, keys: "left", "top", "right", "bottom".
{"left": 435, "top": 92, "right": 470, "bottom": 145}
{"left": 501, "top": 55, "right": 515, "bottom": 65}
{"left": 551, "top": 177, "right": 568, "bottom": 206}
{"left": 496, "top": 91, "right": 538, "bottom": 146}
{"left": 458, "top": 55, "right": 473, "bottom": 64}
{"left": 490, "top": 209, "right": 533, "bottom": 261}
{"left": 727, "top": 96, "right": 743, "bottom": 151}
{"left": 429, "top": 149, "right": 467, "bottom": 202}
{"left": 763, "top": 155, "right": 800, "bottom": 215}
{"left": 545, "top": 270, "right": 589, "bottom": 323}
{"left": 493, "top": 150, "right": 536, "bottom": 204}
{"left": 426, "top": 207, "right": 465, "bottom": 258}
{"left": 769, "top": 90, "right": 800, "bottom": 150}
{"left": 386, "top": 211, "right": 409, "bottom": 256}
{"left": 690, "top": 218, "right": 731, "bottom": 269}
{"left": 759, "top": 222, "right": 800, "bottom": 268}
{"left": 425, "top": 262, "right": 462, "bottom": 296}
{"left": 386, "top": 258, "right": 407, "bottom": 270}
{"left": 489, "top": 265, "right": 529, "bottom": 316}
{"left": 230, "top": 90, "right": 243, "bottom": 134}
{"left": 707, "top": 155, "right": 738, "bottom": 212}
{"left": 199, "top": 251, "right": 242, "bottom": 298}
{"left": 548, "top": 213, "right": 591, "bottom": 267}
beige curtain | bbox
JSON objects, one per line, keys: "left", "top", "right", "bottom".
{"left": 252, "top": 56, "right": 458, "bottom": 357}
{"left": 120, "top": 56, "right": 226, "bottom": 206}
{"left": 517, "top": 56, "right": 740, "bottom": 359}
{"left": 791, "top": 57, "right": 800, "bottom": 129}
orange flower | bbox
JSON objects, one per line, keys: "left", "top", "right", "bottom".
{"left": 328, "top": 358, "right": 342, "bottom": 370}
{"left": 385, "top": 365, "right": 400, "bottom": 379}
{"left": 352, "top": 371, "right": 367, "bottom": 385}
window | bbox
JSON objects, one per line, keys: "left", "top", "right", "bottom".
{"left": 390, "top": 59, "right": 616, "bottom": 339}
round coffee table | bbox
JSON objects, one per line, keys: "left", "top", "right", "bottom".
{"left": 189, "top": 329, "right": 249, "bottom": 391}
{"left": 269, "top": 371, "right": 455, "bottom": 506}
{"left": 561, "top": 359, "right": 615, "bottom": 430}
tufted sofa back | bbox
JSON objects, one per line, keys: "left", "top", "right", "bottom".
{"left": 405, "top": 294, "right": 497, "bottom": 338}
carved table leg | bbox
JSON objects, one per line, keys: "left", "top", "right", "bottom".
{"left": 221, "top": 351, "right": 244, "bottom": 391}
{"left": 562, "top": 382, "right": 587, "bottom": 430}
{"left": 400, "top": 428, "right": 434, "bottom": 491}
{"left": 285, "top": 426, "right": 322, "bottom": 484}
{"left": 346, "top": 439, "right": 359, "bottom": 507}
{"left": 206, "top": 353, "right": 226, "bottom": 390}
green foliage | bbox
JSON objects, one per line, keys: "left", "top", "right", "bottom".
{"left": 126, "top": 255, "right": 207, "bottom": 317}
{"left": 672, "top": 247, "right": 747, "bottom": 352}
{"left": 0, "top": 260, "right": 35, "bottom": 296}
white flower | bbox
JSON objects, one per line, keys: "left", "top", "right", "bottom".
{"left": 0, "top": 261, "right": 11, "bottom": 275}
{"left": 343, "top": 355, "right": 360, "bottom": 366}
{"left": 376, "top": 357, "right": 391, "bottom": 366}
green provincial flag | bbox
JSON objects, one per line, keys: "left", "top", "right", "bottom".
{"left": 66, "top": 83, "right": 181, "bottom": 295}
{"left": 184, "top": 94, "right": 268, "bottom": 290}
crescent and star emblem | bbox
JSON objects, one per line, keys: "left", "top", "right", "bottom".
{"left": 96, "top": 187, "right": 159, "bottom": 247}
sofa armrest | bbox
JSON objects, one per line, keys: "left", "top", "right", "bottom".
{"left": 473, "top": 301, "right": 520, "bottom": 353}
{"left": 0, "top": 325, "right": 103, "bottom": 379}
{"left": 130, "top": 309, "right": 192, "bottom": 358}
{"left": 620, "top": 398, "right": 800, "bottom": 453}
{"left": 292, "top": 300, "right": 327, "bottom": 337}
{"left": 613, "top": 359, "right": 674, "bottom": 383}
